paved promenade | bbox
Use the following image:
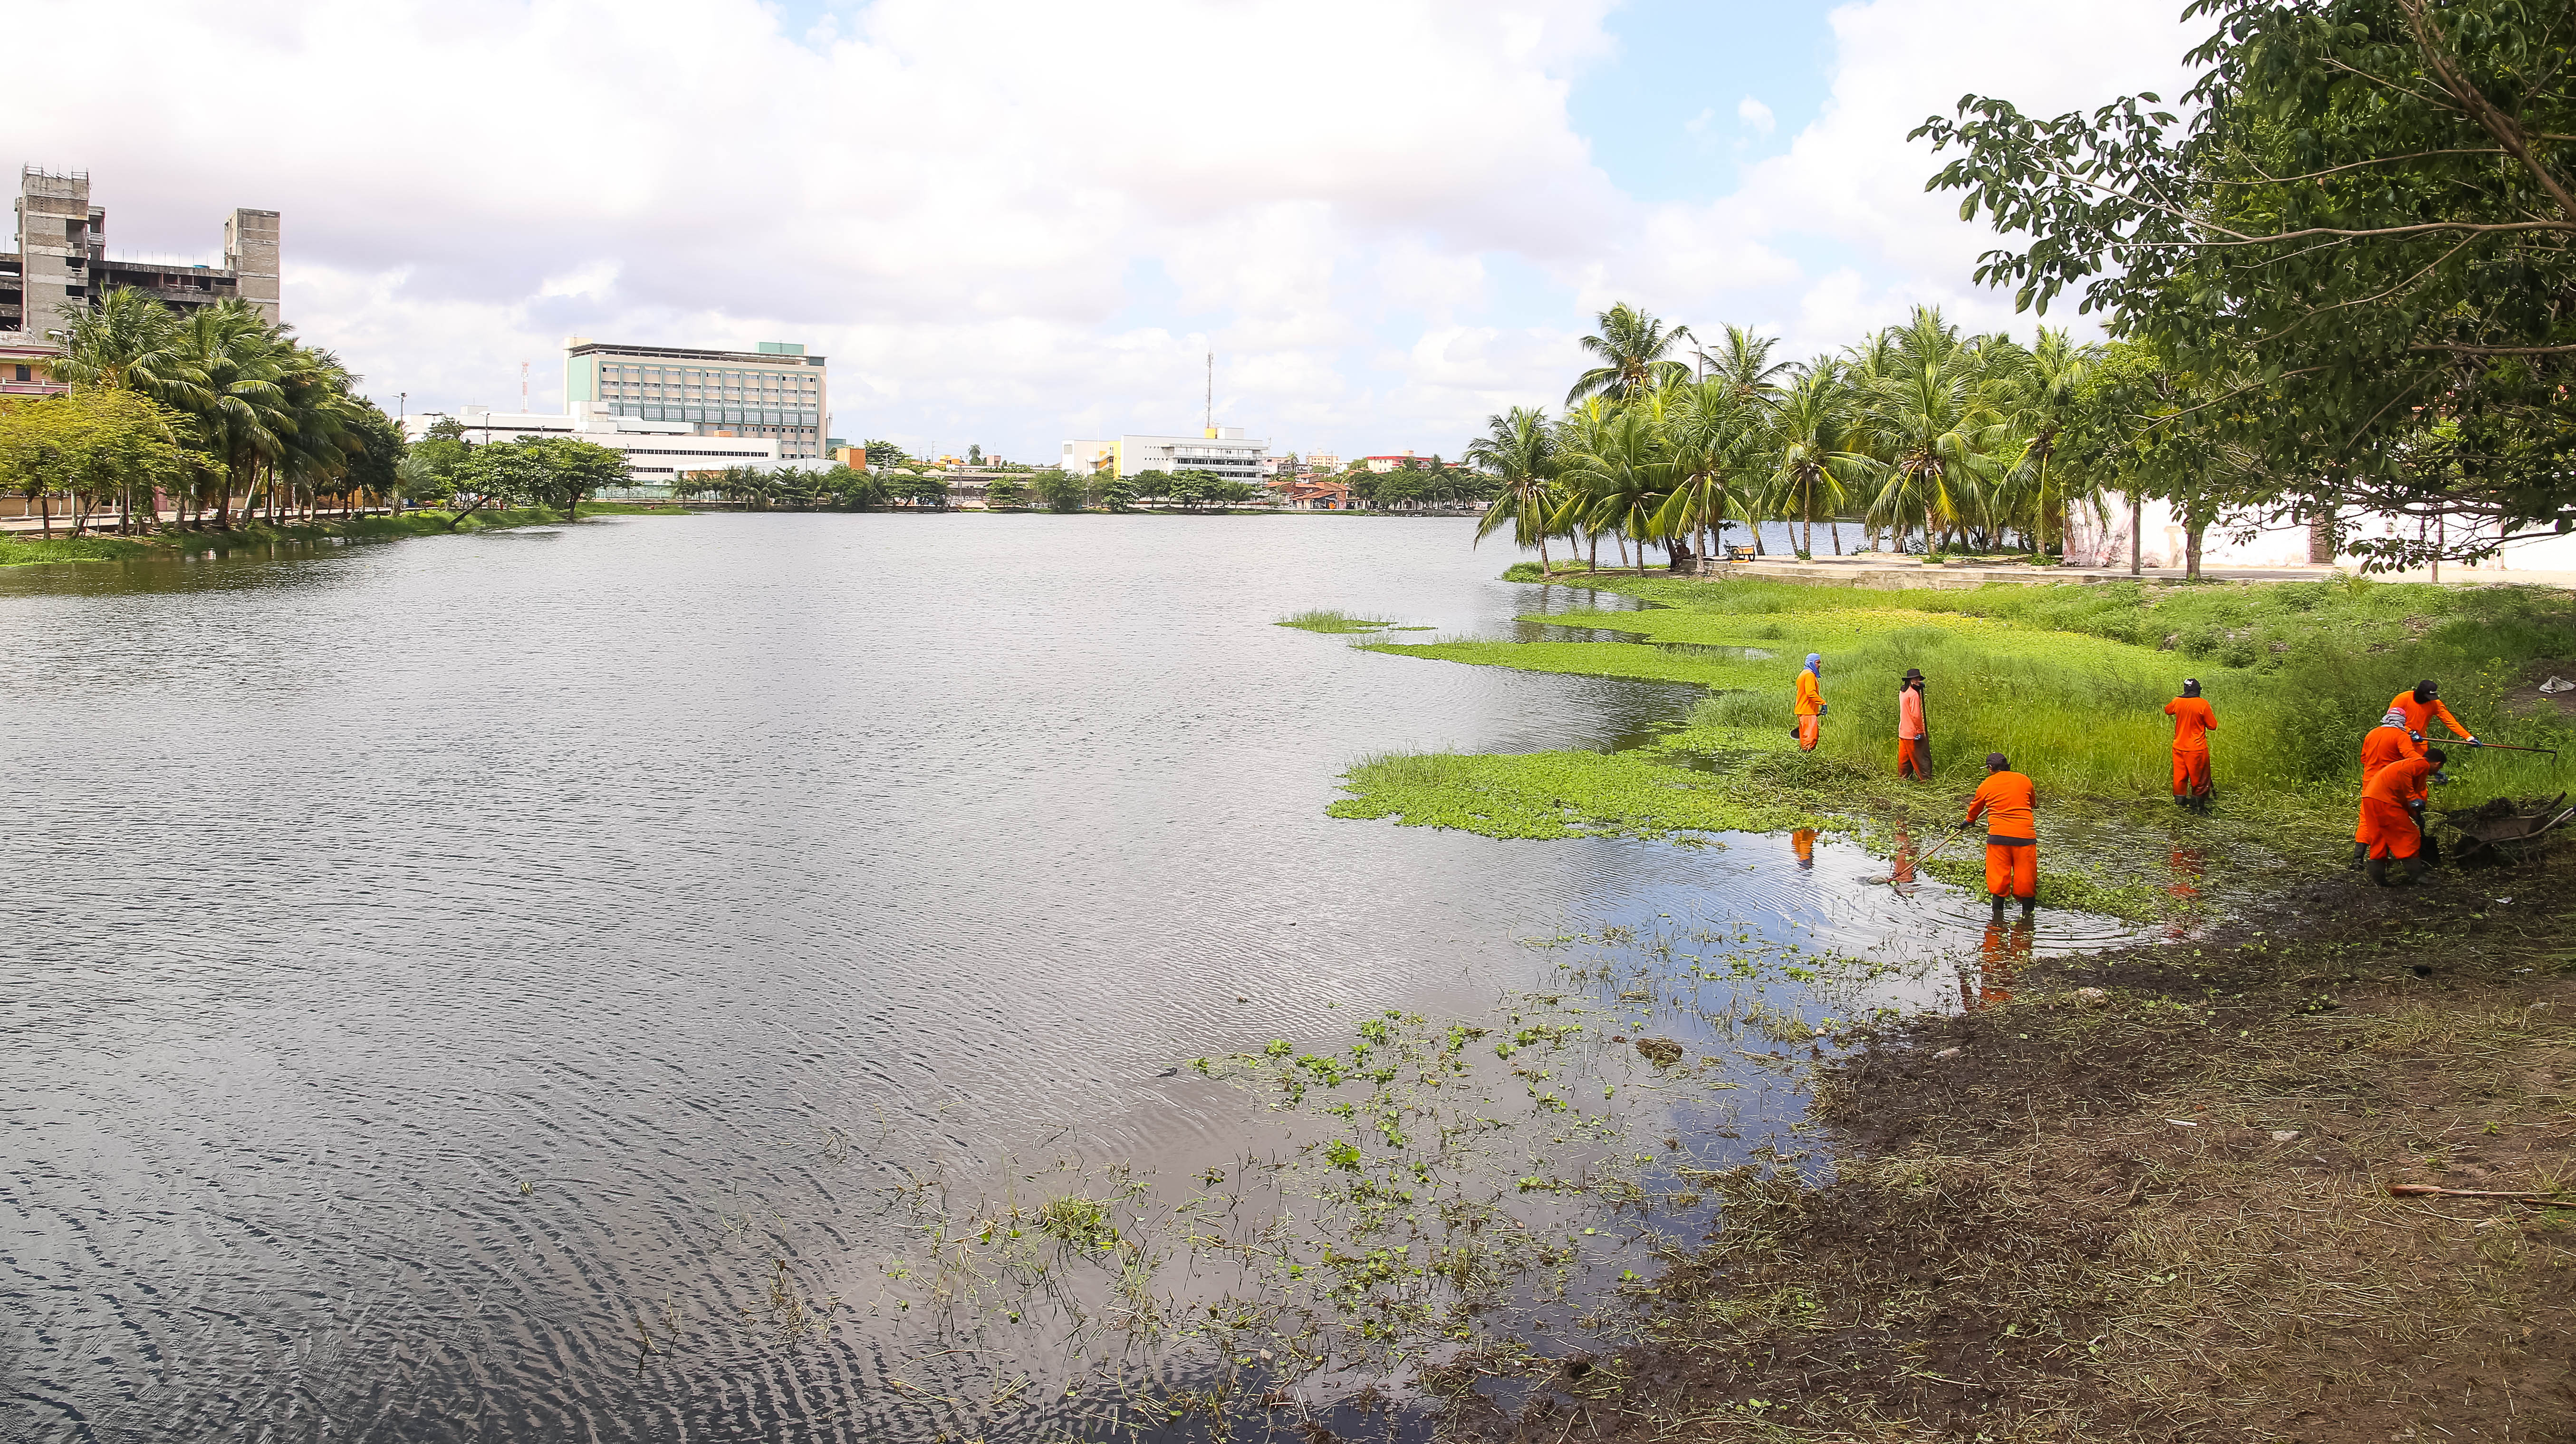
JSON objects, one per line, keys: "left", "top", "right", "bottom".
{"left": 1682, "top": 553, "right": 2576, "bottom": 590}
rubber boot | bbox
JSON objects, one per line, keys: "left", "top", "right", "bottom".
{"left": 2349, "top": 841, "right": 2368, "bottom": 869}
{"left": 2364, "top": 856, "right": 2389, "bottom": 887}
{"left": 2401, "top": 855, "right": 2428, "bottom": 885}
{"left": 1989, "top": 894, "right": 2008, "bottom": 920}
{"left": 2019, "top": 896, "right": 2037, "bottom": 920}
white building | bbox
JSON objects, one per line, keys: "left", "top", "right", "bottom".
{"left": 2066, "top": 492, "right": 2576, "bottom": 576}
{"left": 402, "top": 404, "right": 792, "bottom": 497}
{"left": 1058, "top": 427, "right": 1269, "bottom": 484}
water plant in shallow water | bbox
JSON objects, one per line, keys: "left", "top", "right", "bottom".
{"left": 1276, "top": 608, "right": 1400, "bottom": 634}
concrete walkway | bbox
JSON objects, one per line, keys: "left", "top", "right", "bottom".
{"left": 1682, "top": 554, "right": 2576, "bottom": 591}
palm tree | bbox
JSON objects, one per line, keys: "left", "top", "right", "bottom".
{"left": 1769, "top": 363, "right": 1872, "bottom": 556}
{"left": 1999, "top": 327, "right": 2095, "bottom": 556}
{"left": 1652, "top": 377, "right": 1763, "bottom": 567}
{"left": 1467, "top": 405, "right": 1561, "bottom": 573}
{"left": 1857, "top": 309, "right": 2011, "bottom": 556}
{"left": 269, "top": 345, "right": 364, "bottom": 521}
{"left": 48, "top": 287, "right": 204, "bottom": 406}
{"left": 170, "top": 300, "right": 290, "bottom": 529}
{"left": 1553, "top": 407, "right": 1676, "bottom": 574}
{"left": 1566, "top": 303, "right": 1695, "bottom": 407}
{"left": 1695, "top": 325, "right": 1792, "bottom": 398}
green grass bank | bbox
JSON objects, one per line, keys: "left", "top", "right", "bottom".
{"left": 1329, "top": 571, "right": 2576, "bottom": 914}
{"left": 0, "top": 504, "right": 688, "bottom": 568}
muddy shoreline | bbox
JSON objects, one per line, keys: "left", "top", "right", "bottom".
{"left": 1436, "top": 851, "right": 2576, "bottom": 1443}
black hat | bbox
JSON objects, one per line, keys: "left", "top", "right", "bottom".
{"left": 2416, "top": 679, "right": 2439, "bottom": 702}
{"left": 2182, "top": 678, "right": 2201, "bottom": 697}
{"left": 1902, "top": 668, "right": 1925, "bottom": 681}
{"left": 1985, "top": 752, "right": 2009, "bottom": 771}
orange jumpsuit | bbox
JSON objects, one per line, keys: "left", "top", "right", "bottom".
{"left": 1794, "top": 668, "right": 1824, "bottom": 752}
{"left": 2356, "top": 755, "right": 2438, "bottom": 861}
{"left": 2164, "top": 696, "right": 2216, "bottom": 799}
{"left": 2355, "top": 720, "right": 2426, "bottom": 843}
{"left": 2388, "top": 689, "right": 2471, "bottom": 741}
{"left": 1897, "top": 686, "right": 1930, "bottom": 778}
{"left": 1966, "top": 769, "right": 2038, "bottom": 899}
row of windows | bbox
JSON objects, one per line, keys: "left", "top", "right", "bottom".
{"left": 608, "top": 403, "right": 817, "bottom": 426}
{"left": 597, "top": 365, "right": 817, "bottom": 388}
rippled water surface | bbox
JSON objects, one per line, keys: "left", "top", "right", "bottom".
{"left": 0, "top": 515, "right": 2131, "bottom": 1442}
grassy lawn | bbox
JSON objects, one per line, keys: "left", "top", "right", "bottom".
{"left": 1340, "top": 574, "right": 2576, "bottom": 846}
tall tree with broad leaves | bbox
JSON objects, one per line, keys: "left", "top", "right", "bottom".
{"left": 1915, "top": 0, "right": 2576, "bottom": 567}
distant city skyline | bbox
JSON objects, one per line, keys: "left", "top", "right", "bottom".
{"left": 8, "top": 0, "right": 2196, "bottom": 461}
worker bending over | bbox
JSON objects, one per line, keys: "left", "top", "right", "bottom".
{"left": 1964, "top": 751, "right": 2038, "bottom": 918}
{"left": 2163, "top": 678, "right": 2217, "bottom": 812}
{"left": 2389, "top": 679, "right": 2477, "bottom": 746}
{"left": 1794, "top": 653, "right": 1826, "bottom": 753}
{"left": 2356, "top": 749, "right": 2448, "bottom": 887}
{"left": 2353, "top": 705, "right": 2429, "bottom": 865}
{"left": 1897, "top": 668, "right": 1931, "bottom": 779}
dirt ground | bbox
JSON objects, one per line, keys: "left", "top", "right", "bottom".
{"left": 1445, "top": 845, "right": 2576, "bottom": 1442}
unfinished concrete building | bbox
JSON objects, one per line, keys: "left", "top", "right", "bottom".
{"left": 3, "top": 167, "right": 280, "bottom": 340}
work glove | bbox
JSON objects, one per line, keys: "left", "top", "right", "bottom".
{"left": 2429, "top": 769, "right": 2452, "bottom": 786}
{"left": 1818, "top": 704, "right": 1828, "bottom": 716}
{"left": 2465, "top": 736, "right": 2481, "bottom": 747}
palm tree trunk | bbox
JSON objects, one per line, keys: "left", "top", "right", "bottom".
{"left": 1830, "top": 519, "right": 1842, "bottom": 555}
{"left": 1589, "top": 530, "right": 1599, "bottom": 574}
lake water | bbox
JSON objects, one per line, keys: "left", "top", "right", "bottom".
{"left": 0, "top": 514, "right": 2131, "bottom": 1442}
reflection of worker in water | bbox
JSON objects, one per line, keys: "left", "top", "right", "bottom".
{"left": 1890, "top": 824, "right": 1919, "bottom": 895}
{"left": 2165, "top": 847, "right": 2205, "bottom": 940}
{"left": 1794, "top": 653, "right": 1826, "bottom": 752}
{"left": 1961, "top": 917, "right": 2032, "bottom": 1009}
{"left": 2163, "top": 678, "right": 2217, "bottom": 813}
{"left": 1791, "top": 827, "right": 1817, "bottom": 870}
{"left": 1897, "top": 668, "right": 1932, "bottom": 780}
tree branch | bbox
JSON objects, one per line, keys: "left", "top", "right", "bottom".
{"left": 2399, "top": 0, "right": 2576, "bottom": 225}
{"left": 2408, "top": 341, "right": 2576, "bottom": 355}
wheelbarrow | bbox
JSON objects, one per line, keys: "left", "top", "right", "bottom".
{"left": 2436, "top": 793, "right": 2576, "bottom": 864}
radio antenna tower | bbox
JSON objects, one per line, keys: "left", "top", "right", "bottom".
{"left": 520, "top": 361, "right": 529, "bottom": 412}
{"left": 1204, "top": 351, "right": 1213, "bottom": 433}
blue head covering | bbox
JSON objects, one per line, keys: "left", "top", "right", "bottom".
{"left": 1804, "top": 653, "right": 1822, "bottom": 673}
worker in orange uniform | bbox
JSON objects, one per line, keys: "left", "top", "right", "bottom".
{"left": 1897, "top": 668, "right": 1931, "bottom": 779}
{"left": 2163, "top": 678, "right": 2217, "bottom": 812}
{"left": 2388, "top": 679, "right": 2477, "bottom": 746}
{"left": 1963, "top": 751, "right": 2038, "bottom": 918}
{"left": 2356, "top": 748, "right": 2449, "bottom": 886}
{"left": 2353, "top": 706, "right": 2430, "bottom": 867}
{"left": 1793, "top": 653, "right": 1826, "bottom": 752}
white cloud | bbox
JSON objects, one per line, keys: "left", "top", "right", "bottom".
{"left": 10, "top": 0, "right": 2197, "bottom": 457}
{"left": 1582, "top": 0, "right": 2197, "bottom": 356}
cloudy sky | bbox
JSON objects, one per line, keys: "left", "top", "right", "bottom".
{"left": 20, "top": 0, "right": 2199, "bottom": 463}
